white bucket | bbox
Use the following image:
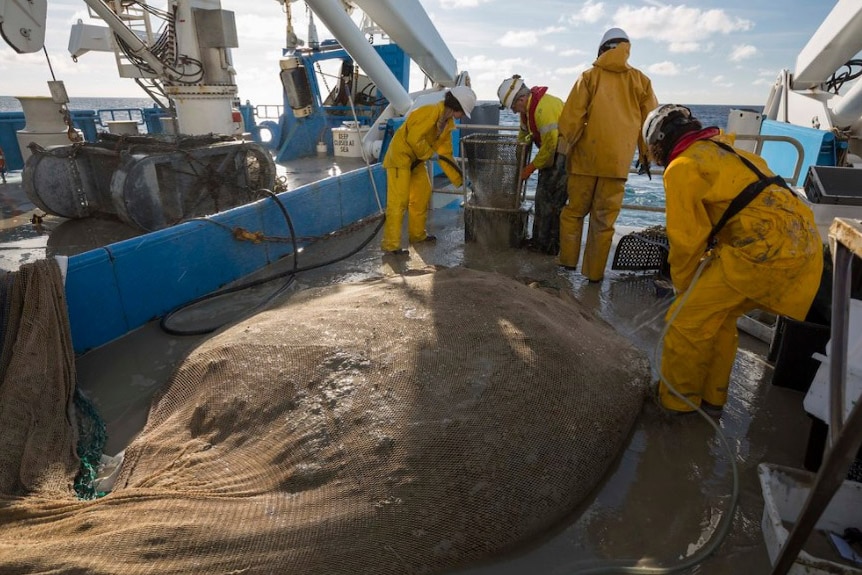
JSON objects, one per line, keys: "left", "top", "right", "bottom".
{"left": 332, "top": 121, "right": 370, "bottom": 158}
{"left": 106, "top": 120, "right": 139, "bottom": 136}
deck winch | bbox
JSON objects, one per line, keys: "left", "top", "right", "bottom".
{"left": 22, "top": 134, "right": 276, "bottom": 231}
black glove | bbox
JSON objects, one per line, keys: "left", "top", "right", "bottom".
{"left": 637, "top": 158, "right": 652, "bottom": 180}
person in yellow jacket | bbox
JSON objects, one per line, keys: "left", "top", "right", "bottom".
{"left": 380, "top": 86, "right": 476, "bottom": 255}
{"left": 643, "top": 104, "right": 823, "bottom": 413}
{"left": 497, "top": 75, "right": 568, "bottom": 254}
{"left": 558, "top": 28, "right": 657, "bottom": 280}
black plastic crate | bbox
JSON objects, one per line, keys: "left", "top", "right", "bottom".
{"left": 804, "top": 165, "right": 862, "bottom": 205}
{"left": 769, "top": 316, "right": 831, "bottom": 392}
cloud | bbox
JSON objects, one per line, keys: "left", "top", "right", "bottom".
{"left": 729, "top": 44, "right": 758, "bottom": 62}
{"left": 556, "top": 64, "right": 590, "bottom": 76}
{"left": 668, "top": 42, "right": 702, "bottom": 54}
{"left": 497, "top": 30, "right": 539, "bottom": 47}
{"left": 712, "top": 75, "right": 734, "bottom": 88}
{"left": 497, "top": 27, "right": 562, "bottom": 48}
{"left": 613, "top": 4, "right": 753, "bottom": 51}
{"left": 454, "top": 53, "right": 533, "bottom": 99}
{"left": 559, "top": 47, "right": 588, "bottom": 57}
{"left": 647, "top": 61, "right": 681, "bottom": 76}
{"left": 570, "top": 1, "right": 606, "bottom": 24}
{"left": 439, "top": 0, "right": 493, "bottom": 7}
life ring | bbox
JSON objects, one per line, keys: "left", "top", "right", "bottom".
{"left": 257, "top": 120, "right": 281, "bottom": 150}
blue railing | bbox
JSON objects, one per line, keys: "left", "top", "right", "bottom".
{"left": 0, "top": 107, "right": 170, "bottom": 171}
{"left": 0, "top": 110, "right": 98, "bottom": 171}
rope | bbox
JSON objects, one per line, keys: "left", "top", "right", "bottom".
{"left": 72, "top": 387, "right": 108, "bottom": 500}
{"left": 159, "top": 189, "right": 385, "bottom": 336}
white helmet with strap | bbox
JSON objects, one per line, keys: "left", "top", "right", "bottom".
{"left": 598, "top": 27, "right": 630, "bottom": 55}
{"left": 642, "top": 104, "right": 693, "bottom": 146}
{"left": 497, "top": 75, "right": 525, "bottom": 110}
{"left": 449, "top": 86, "right": 477, "bottom": 119}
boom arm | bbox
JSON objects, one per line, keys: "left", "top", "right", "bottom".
{"left": 793, "top": 0, "right": 862, "bottom": 90}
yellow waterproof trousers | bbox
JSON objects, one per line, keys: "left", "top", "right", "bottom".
{"left": 381, "top": 166, "right": 432, "bottom": 251}
{"left": 659, "top": 260, "right": 753, "bottom": 412}
{"left": 558, "top": 174, "right": 626, "bottom": 280}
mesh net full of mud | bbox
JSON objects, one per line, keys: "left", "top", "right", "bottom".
{"left": 0, "top": 265, "right": 651, "bottom": 575}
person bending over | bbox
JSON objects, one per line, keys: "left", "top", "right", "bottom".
{"left": 644, "top": 104, "right": 823, "bottom": 413}
{"left": 380, "top": 86, "right": 476, "bottom": 256}
{"left": 497, "top": 74, "right": 567, "bottom": 254}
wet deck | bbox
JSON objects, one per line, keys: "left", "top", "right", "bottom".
{"left": 1, "top": 166, "right": 821, "bottom": 574}
{"left": 83, "top": 211, "right": 818, "bottom": 574}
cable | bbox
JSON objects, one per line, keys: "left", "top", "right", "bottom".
{"left": 159, "top": 188, "right": 385, "bottom": 336}
{"left": 573, "top": 253, "right": 741, "bottom": 575}
{"left": 825, "top": 59, "right": 862, "bottom": 94}
{"left": 343, "top": 81, "right": 385, "bottom": 212}
{"left": 43, "top": 46, "right": 57, "bottom": 81}
{"left": 162, "top": 56, "right": 388, "bottom": 335}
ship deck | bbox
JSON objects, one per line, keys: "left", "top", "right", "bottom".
{"left": 0, "top": 163, "right": 824, "bottom": 574}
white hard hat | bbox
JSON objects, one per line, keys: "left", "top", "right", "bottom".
{"left": 598, "top": 27, "right": 630, "bottom": 56}
{"left": 449, "top": 86, "right": 477, "bottom": 119}
{"left": 642, "top": 104, "right": 693, "bottom": 146}
{"left": 497, "top": 75, "right": 525, "bottom": 110}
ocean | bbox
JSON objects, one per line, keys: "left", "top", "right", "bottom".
{"left": 0, "top": 96, "right": 757, "bottom": 228}
{"left": 0, "top": 96, "right": 155, "bottom": 114}
{"left": 500, "top": 103, "right": 761, "bottom": 228}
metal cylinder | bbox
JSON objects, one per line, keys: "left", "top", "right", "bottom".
{"left": 279, "top": 57, "right": 314, "bottom": 118}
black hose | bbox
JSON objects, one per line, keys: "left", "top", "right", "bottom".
{"left": 159, "top": 189, "right": 385, "bottom": 336}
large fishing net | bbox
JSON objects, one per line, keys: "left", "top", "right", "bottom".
{"left": 0, "top": 263, "right": 651, "bottom": 574}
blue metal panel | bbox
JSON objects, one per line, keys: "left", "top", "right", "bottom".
{"left": 142, "top": 108, "right": 167, "bottom": 134}
{"left": 1, "top": 110, "right": 99, "bottom": 171}
{"left": 65, "top": 249, "right": 128, "bottom": 351}
{"left": 66, "top": 163, "right": 386, "bottom": 353}
{"left": 760, "top": 119, "right": 839, "bottom": 182}
{"left": 70, "top": 110, "right": 98, "bottom": 142}
{"left": 374, "top": 43, "right": 410, "bottom": 90}
{"left": 110, "top": 217, "right": 271, "bottom": 329}
{"left": 0, "top": 112, "right": 26, "bottom": 171}
{"left": 275, "top": 44, "right": 410, "bottom": 162}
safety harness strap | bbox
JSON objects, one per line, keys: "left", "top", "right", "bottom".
{"left": 525, "top": 86, "right": 548, "bottom": 147}
{"left": 706, "top": 140, "right": 791, "bottom": 250}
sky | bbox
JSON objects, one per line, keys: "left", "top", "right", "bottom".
{"left": 0, "top": 0, "right": 844, "bottom": 107}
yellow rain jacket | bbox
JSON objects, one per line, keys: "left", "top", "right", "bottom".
{"left": 382, "top": 101, "right": 463, "bottom": 186}
{"left": 519, "top": 90, "right": 564, "bottom": 170}
{"left": 380, "top": 101, "right": 463, "bottom": 251}
{"left": 664, "top": 133, "right": 822, "bottom": 319}
{"left": 558, "top": 43, "right": 656, "bottom": 178}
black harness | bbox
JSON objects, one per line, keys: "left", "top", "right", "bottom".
{"left": 705, "top": 140, "right": 791, "bottom": 251}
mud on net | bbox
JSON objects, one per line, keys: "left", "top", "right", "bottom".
{"left": 0, "top": 264, "right": 651, "bottom": 574}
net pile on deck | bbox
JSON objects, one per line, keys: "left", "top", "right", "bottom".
{"left": 0, "top": 265, "right": 651, "bottom": 574}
